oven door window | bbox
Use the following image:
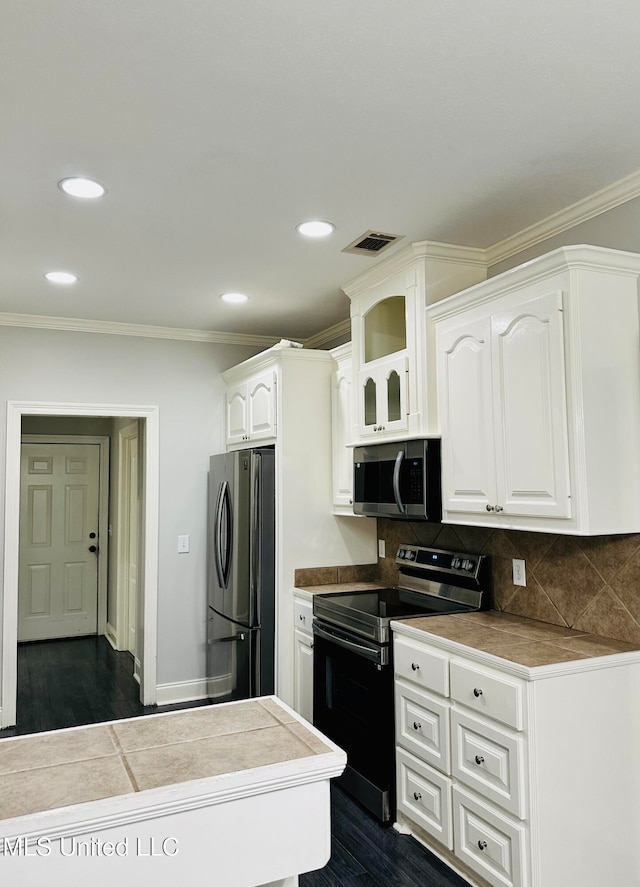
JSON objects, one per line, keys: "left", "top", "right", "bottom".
{"left": 313, "top": 631, "right": 394, "bottom": 788}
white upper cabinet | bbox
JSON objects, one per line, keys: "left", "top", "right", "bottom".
{"left": 437, "top": 290, "right": 571, "bottom": 521}
{"left": 225, "top": 368, "right": 277, "bottom": 447}
{"left": 343, "top": 241, "right": 488, "bottom": 443}
{"left": 430, "top": 245, "right": 640, "bottom": 534}
{"left": 330, "top": 343, "right": 356, "bottom": 513}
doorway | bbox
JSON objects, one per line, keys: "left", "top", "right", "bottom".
{"left": 1, "top": 401, "right": 159, "bottom": 729}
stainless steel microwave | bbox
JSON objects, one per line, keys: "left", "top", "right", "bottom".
{"left": 353, "top": 438, "right": 442, "bottom": 521}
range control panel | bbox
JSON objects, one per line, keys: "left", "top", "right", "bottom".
{"left": 396, "top": 545, "right": 483, "bottom": 580}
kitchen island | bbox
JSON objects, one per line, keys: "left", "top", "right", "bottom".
{"left": 0, "top": 696, "right": 346, "bottom": 887}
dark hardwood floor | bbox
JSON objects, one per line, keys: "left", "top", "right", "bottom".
{"left": 2, "top": 636, "right": 471, "bottom": 886}
{"left": 301, "top": 785, "right": 471, "bottom": 887}
{"left": 0, "top": 634, "right": 204, "bottom": 738}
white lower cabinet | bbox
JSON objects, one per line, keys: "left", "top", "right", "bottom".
{"left": 453, "top": 784, "right": 527, "bottom": 887}
{"left": 397, "top": 747, "right": 453, "bottom": 849}
{"left": 293, "top": 593, "right": 314, "bottom": 722}
{"left": 393, "top": 621, "right": 640, "bottom": 887}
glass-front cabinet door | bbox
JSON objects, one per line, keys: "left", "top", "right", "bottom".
{"left": 358, "top": 354, "right": 409, "bottom": 437}
{"left": 358, "top": 295, "right": 409, "bottom": 437}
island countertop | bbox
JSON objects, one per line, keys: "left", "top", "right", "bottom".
{"left": 0, "top": 696, "right": 346, "bottom": 887}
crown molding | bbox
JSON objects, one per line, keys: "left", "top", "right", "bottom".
{"left": 486, "top": 169, "right": 640, "bottom": 267}
{"left": 342, "top": 240, "right": 490, "bottom": 298}
{"left": 4, "top": 171, "right": 640, "bottom": 351}
{"left": 303, "top": 318, "right": 351, "bottom": 349}
{"left": 427, "top": 244, "right": 640, "bottom": 321}
{"left": 0, "top": 312, "right": 279, "bottom": 347}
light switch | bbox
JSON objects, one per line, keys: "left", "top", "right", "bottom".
{"left": 378, "top": 539, "right": 386, "bottom": 558}
{"left": 178, "top": 535, "right": 190, "bottom": 554}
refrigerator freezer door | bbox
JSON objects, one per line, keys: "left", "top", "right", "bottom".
{"left": 207, "top": 606, "right": 258, "bottom": 701}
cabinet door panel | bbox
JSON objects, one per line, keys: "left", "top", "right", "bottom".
{"left": 437, "top": 318, "right": 495, "bottom": 515}
{"left": 358, "top": 354, "right": 409, "bottom": 437}
{"left": 332, "top": 362, "right": 354, "bottom": 508}
{"left": 248, "top": 372, "right": 277, "bottom": 440}
{"left": 294, "top": 628, "right": 314, "bottom": 722}
{"left": 492, "top": 291, "right": 571, "bottom": 518}
{"left": 226, "top": 385, "right": 249, "bottom": 444}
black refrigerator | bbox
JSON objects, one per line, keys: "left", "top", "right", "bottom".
{"left": 207, "top": 447, "right": 275, "bottom": 702}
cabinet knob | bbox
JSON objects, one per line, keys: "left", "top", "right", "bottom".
{"left": 485, "top": 504, "right": 495, "bottom": 512}
{"left": 299, "top": 614, "right": 305, "bottom": 622}
{"left": 477, "top": 840, "right": 488, "bottom": 851}
{"left": 474, "top": 755, "right": 485, "bottom": 765}
{"left": 473, "top": 687, "right": 483, "bottom": 697}
{"left": 413, "top": 791, "right": 422, "bottom": 802}
{"left": 411, "top": 662, "right": 420, "bottom": 671}
{"left": 495, "top": 505, "right": 504, "bottom": 513}
{"left": 412, "top": 721, "right": 422, "bottom": 731}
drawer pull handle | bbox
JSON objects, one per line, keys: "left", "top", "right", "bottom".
{"left": 411, "top": 662, "right": 420, "bottom": 671}
{"left": 413, "top": 792, "right": 422, "bottom": 802}
{"left": 478, "top": 840, "right": 488, "bottom": 851}
{"left": 473, "top": 687, "right": 483, "bottom": 697}
{"left": 412, "top": 721, "right": 422, "bottom": 731}
{"left": 474, "top": 755, "right": 485, "bottom": 765}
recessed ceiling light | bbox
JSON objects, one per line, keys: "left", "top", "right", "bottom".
{"left": 58, "top": 177, "right": 106, "bottom": 199}
{"left": 44, "top": 271, "right": 78, "bottom": 285}
{"left": 296, "top": 220, "right": 335, "bottom": 238}
{"left": 220, "top": 292, "right": 249, "bottom": 304}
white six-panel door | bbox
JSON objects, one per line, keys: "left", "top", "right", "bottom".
{"left": 18, "top": 443, "right": 100, "bottom": 641}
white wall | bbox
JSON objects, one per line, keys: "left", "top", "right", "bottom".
{"left": 0, "top": 325, "right": 259, "bottom": 695}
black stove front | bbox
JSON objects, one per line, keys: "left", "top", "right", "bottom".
{"left": 312, "top": 544, "right": 489, "bottom": 824}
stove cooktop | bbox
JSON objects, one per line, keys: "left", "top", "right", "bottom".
{"left": 313, "top": 544, "right": 489, "bottom": 644}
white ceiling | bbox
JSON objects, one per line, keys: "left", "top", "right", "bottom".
{"left": 3, "top": 1, "right": 640, "bottom": 340}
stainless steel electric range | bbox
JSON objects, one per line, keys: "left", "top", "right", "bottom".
{"left": 312, "top": 544, "right": 489, "bottom": 823}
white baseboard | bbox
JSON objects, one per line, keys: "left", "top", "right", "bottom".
{"left": 104, "top": 623, "right": 118, "bottom": 650}
{"left": 155, "top": 678, "right": 211, "bottom": 706}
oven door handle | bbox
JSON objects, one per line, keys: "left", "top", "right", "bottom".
{"left": 313, "top": 622, "right": 385, "bottom": 665}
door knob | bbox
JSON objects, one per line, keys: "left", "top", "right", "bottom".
{"left": 88, "top": 545, "right": 98, "bottom": 553}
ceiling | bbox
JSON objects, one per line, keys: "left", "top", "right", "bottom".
{"left": 3, "top": 1, "right": 640, "bottom": 341}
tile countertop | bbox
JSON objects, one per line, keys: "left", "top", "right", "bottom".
{"left": 295, "top": 581, "right": 387, "bottom": 595}
{"left": 393, "top": 610, "right": 640, "bottom": 672}
{"left": 0, "top": 696, "right": 343, "bottom": 827}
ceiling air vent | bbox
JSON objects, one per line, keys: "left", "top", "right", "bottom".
{"left": 342, "top": 230, "right": 404, "bottom": 257}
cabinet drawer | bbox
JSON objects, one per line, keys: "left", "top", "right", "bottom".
{"left": 450, "top": 660, "right": 524, "bottom": 730}
{"left": 451, "top": 709, "right": 526, "bottom": 819}
{"left": 397, "top": 748, "right": 453, "bottom": 850}
{"left": 395, "top": 679, "right": 450, "bottom": 773}
{"left": 453, "top": 785, "right": 527, "bottom": 887}
{"left": 394, "top": 636, "right": 449, "bottom": 696}
{"left": 294, "top": 597, "right": 313, "bottom": 636}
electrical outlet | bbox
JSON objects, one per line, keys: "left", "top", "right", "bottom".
{"left": 512, "top": 558, "right": 526, "bottom": 586}
{"left": 178, "top": 535, "right": 190, "bottom": 554}
{"left": 378, "top": 539, "right": 386, "bottom": 558}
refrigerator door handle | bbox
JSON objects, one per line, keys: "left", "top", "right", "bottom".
{"left": 249, "top": 452, "right": 261, "bottom": 628}
{"left": 214, "top": 481, "right": 233, "bottom": 589}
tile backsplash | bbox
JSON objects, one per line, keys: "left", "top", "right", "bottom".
{"left": 377, "top": 519, "right": 640, "bottom": 645}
